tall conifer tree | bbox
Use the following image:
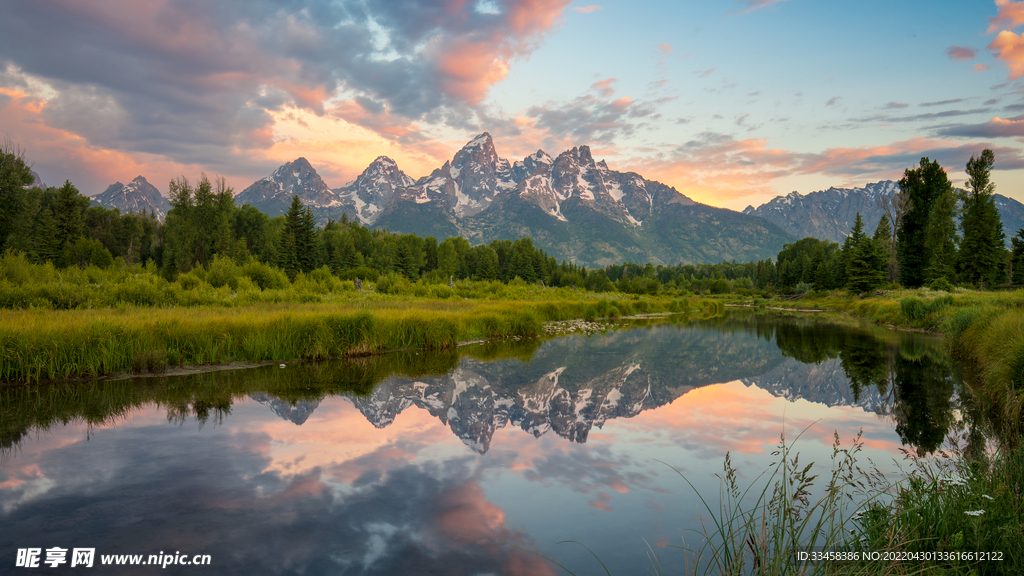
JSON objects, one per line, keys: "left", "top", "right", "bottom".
{"left": 846, "top": 212, "right": 886, "bottom": 293}
{"left": 958, "top": 149, "right": 1006, "bottom": 288}
{"left": 897, "top": 157, "right": 953, "bottom": 287}
{"left": 925, "top": 190, "right": 958, "bottom": 285}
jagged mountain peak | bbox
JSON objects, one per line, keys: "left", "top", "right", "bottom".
{"left": 235, "top": 157, "right": 344, "bottom": 223}
{"left": 91, "top": 174, "right": 169, "bottom": 221}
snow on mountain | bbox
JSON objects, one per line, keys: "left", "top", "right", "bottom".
{"left": 235, "top": 157, "right": 345, "bottom": 223}
{"left": 745, "top": 180, "right": 1024, "bottom": 246}
{"left": 91, "top": 175, "right": 170, "bottom": 221}
{"left": 333, "top": 156, "right": 414, "bottom": 225}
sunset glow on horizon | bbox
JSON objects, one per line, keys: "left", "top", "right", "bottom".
{"left": 4, "top": 1, "right": 1024, "bottom": 210}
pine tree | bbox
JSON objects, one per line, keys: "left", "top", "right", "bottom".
{"left": 298, "top": 206, "right": 318, "bottom": 273}
{"left": 281, "top": 195, "right": 305, "bottom": 279}
{"left": 897, "top": 157, "right": 953, "bottom": 287}
{"left": 873, "top": 215, "right": 896, "bottom": 284}
{"left": 846, "top": 213, "right": 886, "bottom": 293}
{"left": 924, "top": 190, "right": 958, "bottom": 285}
{"left": 958, "top": 149, "right": 1006, "bottom": 288}
{"left": 1011, "top": 228, "right": 1024, "bottom": 285}
{"left": 52, "top": 180, "right": 89, "bottom": 255}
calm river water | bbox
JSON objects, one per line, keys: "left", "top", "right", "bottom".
{"left": 0, "top": 311, "right": 967, "bottom": 574}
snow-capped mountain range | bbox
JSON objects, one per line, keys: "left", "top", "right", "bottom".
{"left": 234, "top": 133, "right": 793, "bottom": 266}
{"left": 744, "top": 180, "right": 1024, "bottom": 245}
{"left": 90, "top": 175, "right": 170, "bottom": 221}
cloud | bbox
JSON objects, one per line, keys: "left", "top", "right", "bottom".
{"left": 826, "top": 97, "right": 841, "bottom": 107}
{"left": 573, "top": 5, "right": 603, "bottom": 13}
{"left": 885, "top": 102, "right": 909, "bottom": 109}
{"left": 523, "top": 91, "right": 673, "bottom": 147}
{"left": 946, "top": 45, "right": 978, "bottom": 61}
{"left": 921, "top": 98, "right": 967, "bottom": 107}
{"left": 990, "top": 29, "right": 1024, "bottom": 78}
{"left": 656, "top": 43, "right": 673, "bottom": 56}
{"left": 976, "top": 63, "right": 992, "bottom": 73}
{"left": 1, "top": 423, "right": 557, "bottom": 576}
{"left": 696, "top": 68, "right": 716, "bottom": 78}
{"left": 589, "top": 78, "right": 617, "bottom": 98}
{"left": 988, "top": 0, "right": 1024, "bottom": 33}
{"left": 935, "top": 115, "right": 1024, "bottom": 138}
{"left": 853, "top": 108, "right": 989, "bottom": 124}
{"left": 623, "top": 131, "right": 1024, "bottom": 207}
{"left": 0, "top": 0, "right": 573, "bottom": 182}
{"left": 736, "top": 0, "right": 791, "bottom": 14}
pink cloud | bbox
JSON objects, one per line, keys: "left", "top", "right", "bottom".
{"left": 657, "top": 43, "right": 673, "bottom": 55}
{"left": 589, "top": 77, "right": 618, "bottom": 97}
{"left": 572, "top": 5, "right": 603, "bottom": 13}
{"left": 989, "top": 0, "right": 1024, "bottom": 33}
{"left": 587, "top": 492, "right": 614, "bottom": 511}
{"left": 990, "top": 29, "right": 1024, "bottom": 78}
{"left": 428, "top": 0, "right": 572, "bottom": 105}
{"left": 946, "top": 45, "right": 977, "bottom": 60}
{"left": 976, "top": 63, "right": 992, "bottom": 72}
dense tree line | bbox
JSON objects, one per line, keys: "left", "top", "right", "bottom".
{"left": 2, "top": 141, "right": 1022, "bottom": 296}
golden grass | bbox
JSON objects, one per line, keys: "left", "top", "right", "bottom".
{"left": 0, "top": 296, "right": 695, "bottom": 384}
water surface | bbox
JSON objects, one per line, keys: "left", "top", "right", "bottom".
{"left": 0, "top": 312, "right": 965, "bottom": 574}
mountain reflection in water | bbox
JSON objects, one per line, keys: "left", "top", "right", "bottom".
{"left": 0, "top": 312, "right": 967, "bottom": 575}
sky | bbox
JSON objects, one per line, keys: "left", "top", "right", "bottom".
{"left": 4, "top": 0, "right": 1024, "bottom": 210}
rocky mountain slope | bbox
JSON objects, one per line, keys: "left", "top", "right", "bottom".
{"left": 91, "top": 175, "right": 170, "bottom": 220}
{"left": 235, "top": 134, "right": 793, "bottom": 266}
{"left": 233, "top": 157, "right": 352, "bottom": 224}
{"left": 745, "top": 181, "right": 1024, "bottom": 245}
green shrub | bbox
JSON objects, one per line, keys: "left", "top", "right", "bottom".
{"left": 206, "top": 255, "right": 242, "bottom": 290}
{"left": 241, "top": 260, "right": 289, "bottom": 290}
{"left": 901, "top": 296, "right": 927, "bottom": 321}
{"left": 583, "top": 305, "right": 598, "bottom": 321}
{"left": 925, "top": 294, "right": 955, "bottom": 315}
{"left": 177, "top": 271, "right": 209, "bottom": 291}
{"left": 928, "top": 277, "right": 954, "bottom": 292}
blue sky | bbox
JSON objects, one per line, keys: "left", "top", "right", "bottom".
{"left": 2, "top": 0, "right": 1023, "bottom": 209}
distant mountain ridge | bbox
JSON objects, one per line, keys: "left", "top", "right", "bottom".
{"left": 91, "top": 175, "right": 170, "bottom": 221}
{"left": 235, "top": 133, "right": 794, "bottom": 267}
{"left": 745, "top": 181, "right": 1024, "bottom": 245}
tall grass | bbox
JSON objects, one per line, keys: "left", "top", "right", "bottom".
{"left": 660, "top": 428, "right": 883, "bottom": 576}
{"left": 0, "top": 297, "right": 698, "bottom": 384}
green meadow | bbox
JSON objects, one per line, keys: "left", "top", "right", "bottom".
{"left": 0, "top": 252, "right": 701, "bottom": 385}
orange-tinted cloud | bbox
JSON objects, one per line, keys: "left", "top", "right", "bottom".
{"left": 428, "top": 0, "right": 572, "bottom": 105}
{"left": 989, "top": 0, "right": 1024, "bottom": 33}
{"left": 976, "top": 63, "right": 991, "bottom": 72}
{"left": 434, "top": 480, "right": 559, "bottom": 576}
{"left": 434, "top": 39, "right": 513, "bottom": 105}
{"left": 616, "top": 132, "right": 1024, "bottom": 209}
{"left": 937, "top": 115, "right": 1024, "bottom": 137}
{"left": 590, "top": 78, "right": 617, "bottom": 97}
{"left": 587, "top": 491, "right": 614, "bottom": 511}
{"left": 572, "top": 5, "right": 603, "bottom": 14}
{"left": 657, "top": 43, "right": 673, "bottom": 55}
{"left": 0, "top": 87, "right": 211, "bottom": 194}
{"left": 991, "top": 29, "right": 1024, "bottom": 79}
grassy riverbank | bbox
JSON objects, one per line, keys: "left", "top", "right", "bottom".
{"left": 0, "top": 293, "right": 707, "bottom": 385}
{"left": 697, "top": 287, "right": 1024, "bottom": 575}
